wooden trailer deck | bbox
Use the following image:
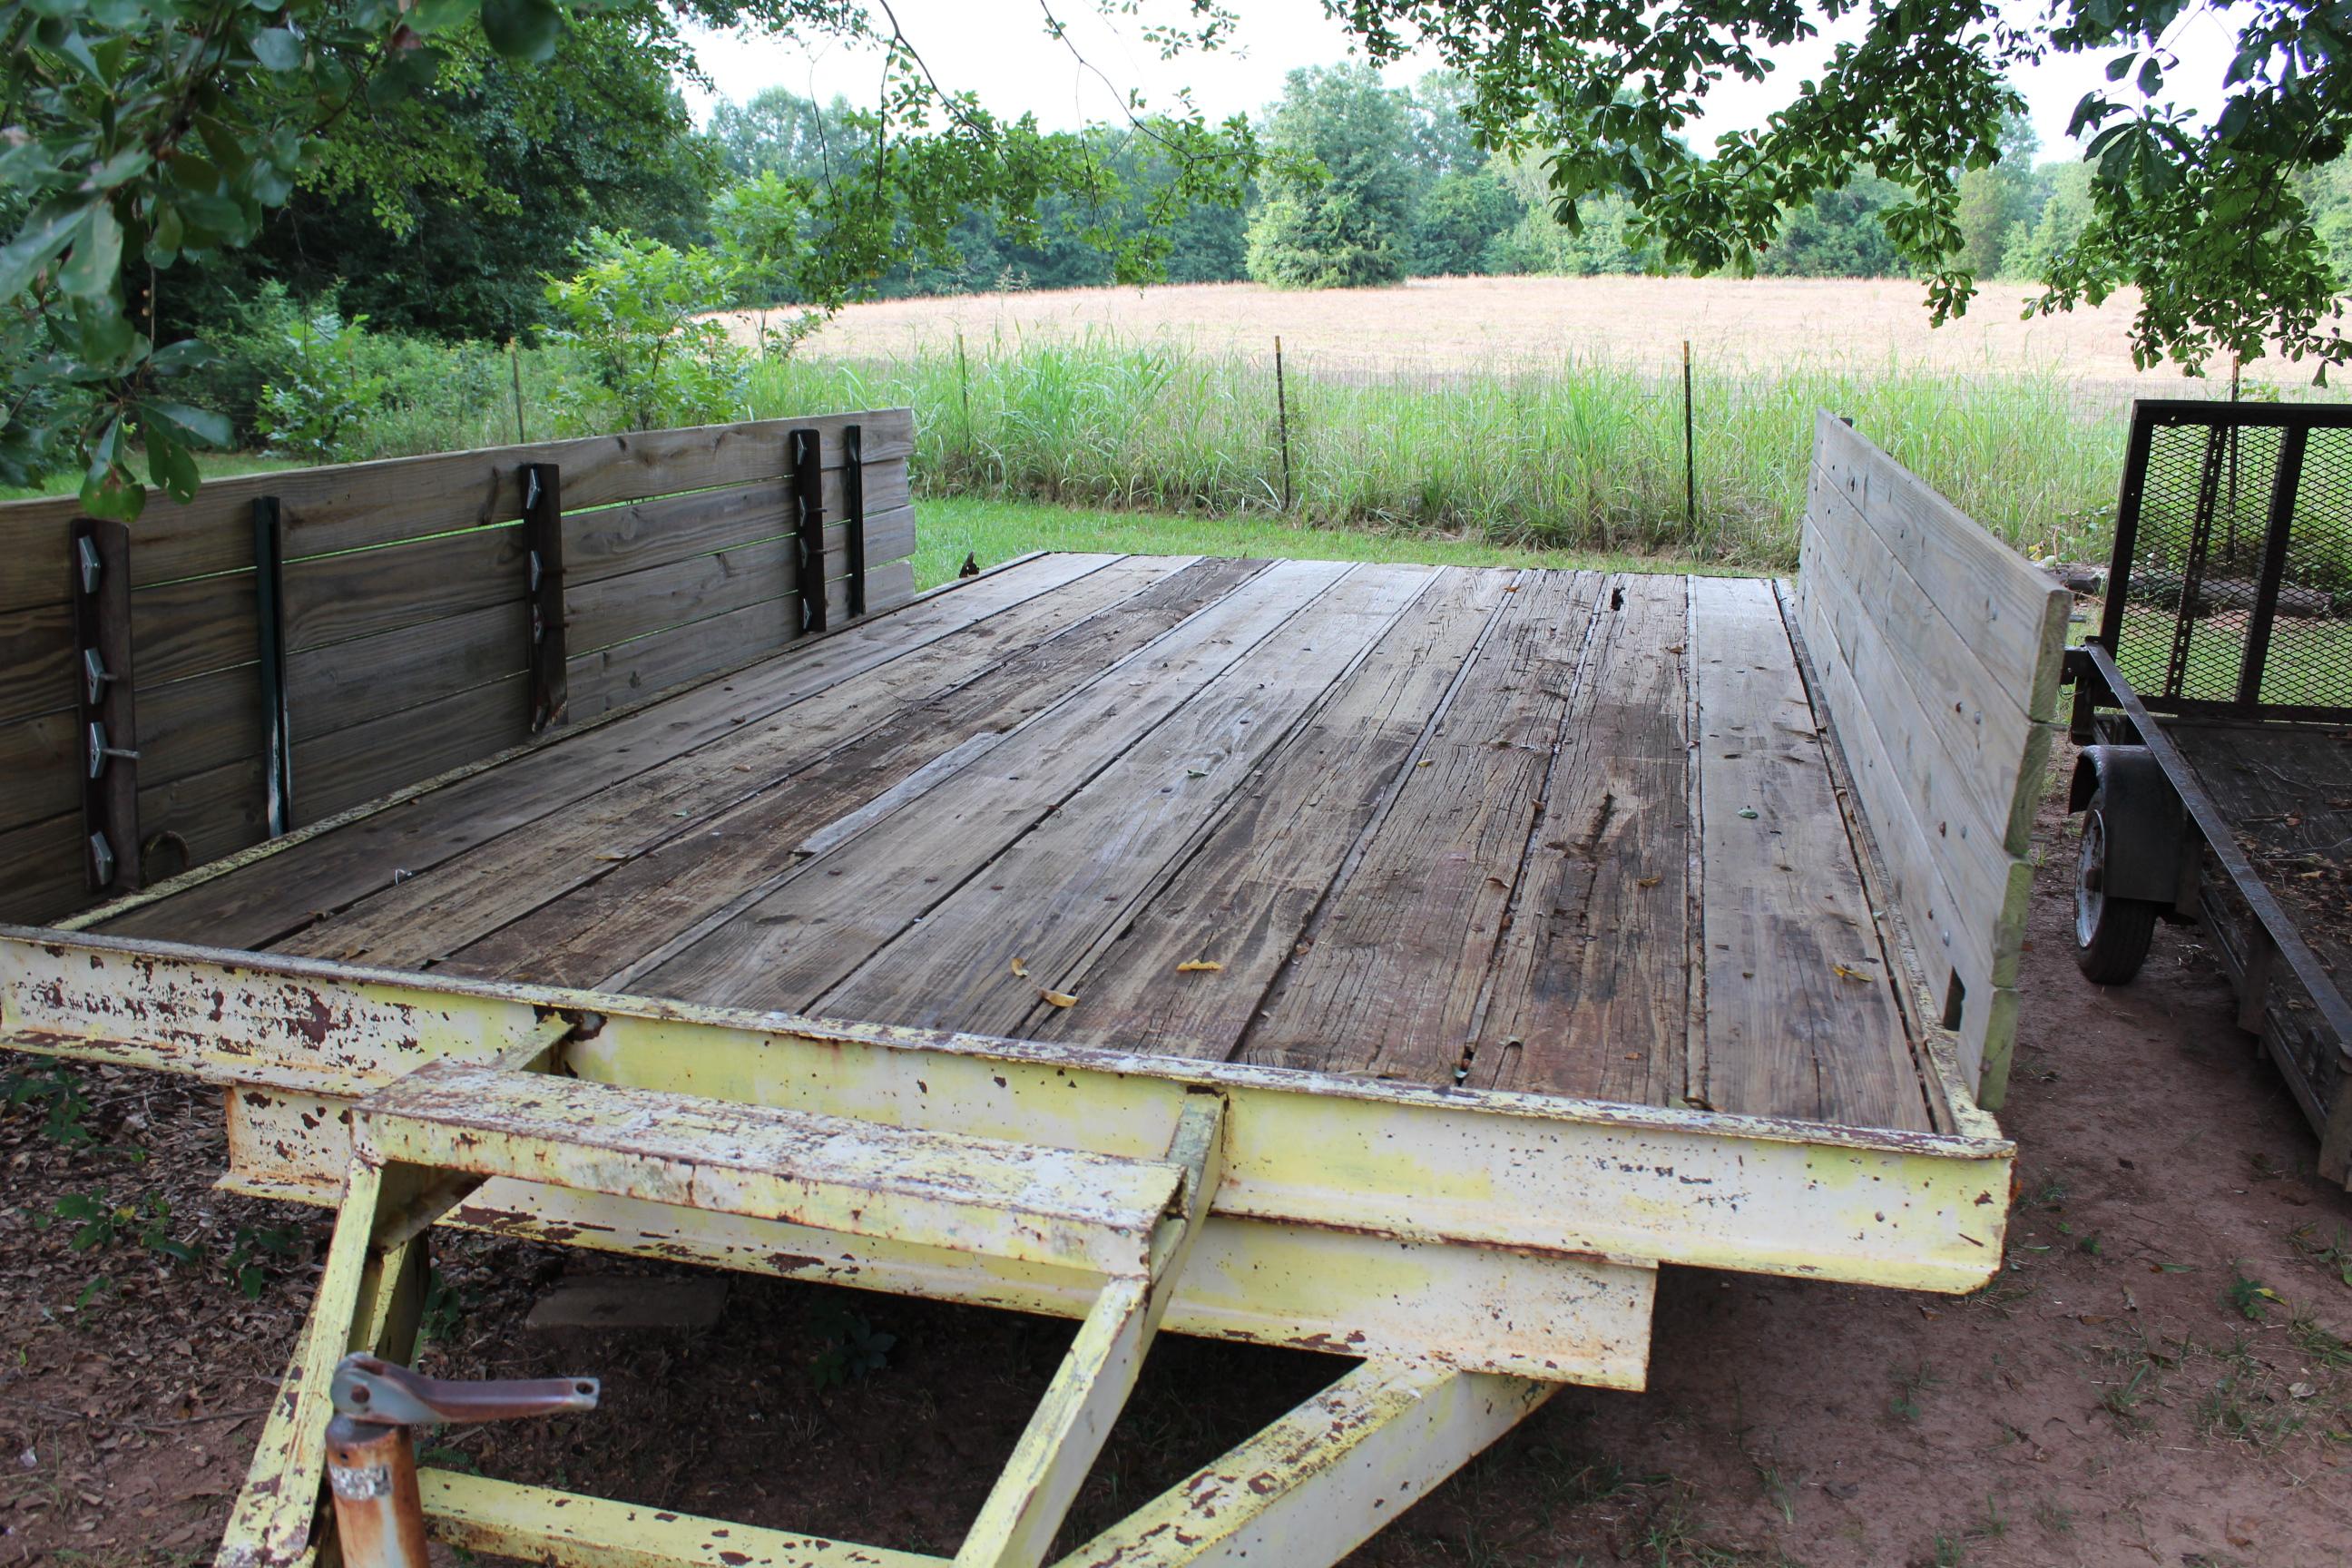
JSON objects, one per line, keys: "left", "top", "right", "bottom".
{"left": 0, "top": 413, "right": 2063, "bottom": 1567}
{"left": 80, "top": 550, "right": 1939, "bottom": 1135}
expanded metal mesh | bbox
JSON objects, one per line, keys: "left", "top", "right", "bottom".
{"left": 2108, "top": 412, "right": 2352, "bottom": 714}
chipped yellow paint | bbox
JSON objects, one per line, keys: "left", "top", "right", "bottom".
{"left": 1055, "top": 1361, "right": 1555, "bottom": 1567}
{"left": 216, "top": 1158, "right": 382, "bottom": 1568}
{"left": 359, "top": 1062, "right": 1188, "bottom": 1278}
{"left": 422, "top": 1470, "right": 948, "bottom": 1567}
{"left": 956, "top": 1097, "right": 1224, "bottom": 1568}
{"left": 1, "top": 929, "right": 2014, "bottom": 1300}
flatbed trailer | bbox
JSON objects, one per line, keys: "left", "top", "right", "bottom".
{"left": 2066, "top": 398, "right": 2352, "bottom": 1188}
{"left": 0, "top": 410, "right": 2061, "bottom": 1566}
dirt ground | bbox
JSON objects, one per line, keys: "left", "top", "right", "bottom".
{"left": 3, "top": 746, "right": 2350, "bottom": 1567}
{"left": 777, "top": 276, "right": 2308, "bottom": 392}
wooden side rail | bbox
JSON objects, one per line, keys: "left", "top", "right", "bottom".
{"left": 0, "top": 411, "right": 920, "bottom": 926}
{"left": 1796, "top": 410, "right": 2072, "bottom": 1108}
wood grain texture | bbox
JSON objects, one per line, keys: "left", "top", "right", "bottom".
{"left": 94, "top": 552, "right": 1119, "bottom": 947}
{"left": 0, "top": 409, "right": 915, "bottom": 612}
{"left": 636, "top": 558, "right": 1356, "bottom": 1011}
{"left": 280, "top": 524, "right": 527, "bottom": 654}
{"left": 87, "top": 554, "right": 1945, "bottom": 1133}
{"left": 0, "top": 707, "right": 82, "bottom": 830}
{"left": 440, "top": 558, "right": 1264, "bottom": 985}
{"left": 285, "top": 599, "right": 529, "bottom": 745}
{"left": 1796, "top": 534, "right": 2023, "bottom": 994}
{"left": 290, "top": 672, "right": 532, "bottom": 828}
{"left": 1785, "top": 577, "right": 2016, "bottom": 1104}
{"left": 564, "top": 556, "right": 915, "bottom": 722}
{"left": 0, "top": 601, "right": 72, "bottom": 727}
{"left": 1803, "top": 466, "right": 2052, "bottom": 857}
{"left": 564, "top": 467, "right": 910, "bottom": 585}
{"left": 1028, "top": 567, "right": 1509, "bottom": 1061}
{"left": 1689, "top": 575, "right": 1927, "bottom": 1131}
{"left": 812, "top": 564, "right": 1436, "bottom": 1036}
{"left": 1237, "top": 570, "right": 1604, "bottom": 1078}
{"left": 1477, "top": 573, "right": 1692, "bottom": 1103}
{"left": 1809, "top": 410, "right": 2071, "bottom": 726}
{"left": 0, "top": 754, "right": 272, "bottom": 926}
{"left": 289, "top": 554, "right": 1220, "bottom": 968}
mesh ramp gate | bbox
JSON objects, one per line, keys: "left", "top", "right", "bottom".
{"left": 2101, "top": 400, "right": 2352, "bottom": 721}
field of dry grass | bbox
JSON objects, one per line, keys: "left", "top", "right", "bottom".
{"left": 784, "top": 275, "right": 2306, "bottom": 390}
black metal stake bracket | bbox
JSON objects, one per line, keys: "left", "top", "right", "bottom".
{"left": 252, "top": 497, "right": 294, "bottom": 839}
{"left": 790, "top": 426, "right": 826, "bottom": 636}
{"left": 522, "top": 463, "right": 568, "bottom": 733}
{"left": 70, "top": 518, "right": 139, "bottom": 892}
{"left": 843, "top": 423, "right": 867, "bottom": 620}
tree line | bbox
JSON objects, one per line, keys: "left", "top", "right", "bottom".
{"left": 167, "top": 44, "right": 2352, "bottom": 363}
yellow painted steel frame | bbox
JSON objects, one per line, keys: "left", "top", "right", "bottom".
{"left": 0, "top": 925, "right": 2013, "bottom": 1567}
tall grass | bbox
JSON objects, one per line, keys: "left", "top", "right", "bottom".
{"left": 747, "top": 333, "right": 2171, "bottom": 566}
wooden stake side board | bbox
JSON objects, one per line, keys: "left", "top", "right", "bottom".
{"left": 0, "top": 413, "right": 916, "bottom": 927}
{"left": 1796, "top": 412, "right": 2071, "bottom": 1111}
{"left": 87, "top": 552, "right": 1945, "bottom": 1134}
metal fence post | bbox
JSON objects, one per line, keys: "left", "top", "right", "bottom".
{"left": 1682, "top": 339, "right": 1697, "bottom": 542}
{"left": 1275, "top": 335, "right": 1293, "bottom": 514}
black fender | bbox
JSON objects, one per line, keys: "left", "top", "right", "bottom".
{"left": 2068, "top": 744, "right": 2189, "bottom": 906}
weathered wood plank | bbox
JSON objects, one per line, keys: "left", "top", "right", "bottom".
{"left": 1236, "top": 570, "right": 1604, "bottom": 1079}
{"left": 1796, "top": 520, "right": 2024, "bottom": 991}
{"left": 130, "top": 571, "right": 260, "bottom": 690}
{"left": 281, "top": 524, "right": 525, "bottom": 654}
{"left": 1026, "top": 568, "right": 1510, "bottom": 1062}
{"left": 1690, "top": 575, "right": 1927, "bottom": 1131}
{"left": 564, "top": 555, "right": 916, "bottom": 722}
{"left": 0, "top": 707, "right": 82, "bottom": 830}
{"left": 1804, "top": 465, "right": 2049, "bottom": 855}
{"left": 290, "top": 673, "right": 532, "bottom": 828}
{"left": 0, "top": 755, "right": 272, "bottom": 926}
{"left": 285, "top": 599, "right": 529, "bottom": 745}
{"left": 1476, "top": 574, "right": 1692, "bottom": 1104}
{"left": 564, "top": 509, "right": 915, "bottom": 655}
{"left": 636, "top": 559, "right": 1357, "bottom": 1010}
{"left": 139, "top": 667, "right": 266, "bottom": 795}
{"left": 0, "top": 601, "right": 72, "bottom": 727}
{"left": 289, "top": 555, "right": 1218, "bottom": 966}
{"left": 1809, "top": 410, "right": 2072, "bottom": 724}
{"left": 0, "top": 409, "right": 915, "bottom": 612}
{"left": 436, "top": 558, "right": 1264, "bottom": 984}
{"left": 564, "top": 539, "right": 791, "bottom": 655}
{"left": 1790, "top": 578, "right": 2015, "bottom": 1100}
{"left": 812, "top": 564, "right": 1437, "bottom": 1035}
{"left": 95, "top": 553, "right": 1121, "bottom": 946}
{"left": 564, "top": 468, "right": 910, "bottom": 586}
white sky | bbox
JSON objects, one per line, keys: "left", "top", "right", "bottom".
{"left": 680, "top": 0, "right": 2248, "bottom": 162}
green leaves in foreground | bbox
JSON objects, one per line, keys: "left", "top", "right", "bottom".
{"left": 0, "top": 0, "right": 1252, "bottom": 512}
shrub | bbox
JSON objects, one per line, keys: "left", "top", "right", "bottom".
{"left": 542, "top": 229, "right": 753, "bottom": 430}
{"left": 253, "top": 295, "right": 391, "bottom": 461}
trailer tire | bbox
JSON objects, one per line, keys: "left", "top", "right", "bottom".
{"left": 2075, "top": 787, "right": 2161, "bottom": 984}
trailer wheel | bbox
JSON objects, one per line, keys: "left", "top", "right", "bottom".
{"left": 2075, "top": 788, "right": 2161, "bottom": 984}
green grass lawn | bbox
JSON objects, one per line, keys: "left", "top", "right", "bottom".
{"left": 908, "top": 495, "right": 1753, "bottom": 590}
